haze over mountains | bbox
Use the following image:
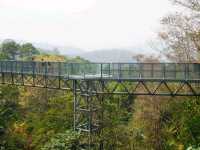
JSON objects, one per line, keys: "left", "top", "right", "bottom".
{"left": 0, "top": 39, "right": 157, "bottom": 62}
{"left": 33, "top": 42, "right": 158, "bottom": 62}
{"left": 80, "top": 49, "right": 136, "bottom": 62}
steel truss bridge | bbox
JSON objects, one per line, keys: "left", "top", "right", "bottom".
{"left": 1, "top": 61, "right": 200, "bottom": 147}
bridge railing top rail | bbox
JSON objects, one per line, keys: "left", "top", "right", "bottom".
{"left": 0, "top": 61, "right": 199, "bottom": 80}
{"left": 0, "top": 60, "right": 200, "bottom": 64}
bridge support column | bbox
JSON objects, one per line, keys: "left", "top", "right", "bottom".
{"left": 73, "top": 80, "right": 103, "bottom": 149}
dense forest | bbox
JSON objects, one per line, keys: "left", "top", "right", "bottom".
{"left": 1, "top": 0, "right": 200, "bottom": 149}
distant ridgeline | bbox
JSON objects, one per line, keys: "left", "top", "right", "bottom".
{"left": 0, "top": 39, "right": 89, "bottom": 63}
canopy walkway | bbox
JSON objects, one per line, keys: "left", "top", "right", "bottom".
{"left": 1, "top": 61, "right": 200, "bottom": 136}
{"left": 0, "top": 61, "right": 200, "bottom": 95}
{"left": 1, "top": 61, "right": 200, "bottom": 80}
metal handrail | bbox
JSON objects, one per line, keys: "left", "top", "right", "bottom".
{"left": 0, "top": 61, "right": 199, "bottom": 80}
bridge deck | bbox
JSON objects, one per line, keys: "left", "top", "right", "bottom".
{"left": 0, "top": 61, "right": 200, "bottom": 80}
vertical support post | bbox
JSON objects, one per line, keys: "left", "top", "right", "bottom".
{"left": 174, "top": 63, "right": 177, "bottom": 79}
{"left": 198, "top": 64, "right": 200, "bottom": 80}
{"left": 119, "top": 63, "right": 122, "bottom": 79}
{"left": 101, "top": 63, "right": 103, "bottom": 79}
{"left": 185, "top": 63, "right": 188, "bottom": 80}
{"left": 0, "top": 61, "right": 2, "bottom": 84}
{"left": 0, "top": 61, "right": 1, "bottom": 73}
{"left": 128, "top": 64, "right": 131, "bottom": 79}
{"left": 151, "top": 63, "right": 154, "bottom": 79}
{"left": 109, "top": 63, "right": 111, "bottom": 79}
{"left": 139, "top": 63, "right": 143, "bottom": 79}
{"left": 112, "top": 63, "right": 114, "bottom": 79}
{"left": 83, "top": 64, "right": 86, "bottom": 79}
{"left": 99, "top": 80, "right": 104, "bottom": 150}
{"left": 86, "top": 80, "right": 92, "bottom": 150}
{"left": 71, "top": 63, "right": 73, "bottom": 78}
{"left": 73, "top": 79, "right": 102, "bottom": 149}
{"left": 67, "top": 63, "right": 69, "bottom": 79}
{"left": 5, "top": 61, "right": 7, "bottom": 73}
{"left": 163, "top": 63, "right": 166, "bottom": 79}
{"left": 32, "top": 61, "right": 36, "bottom": 86}
{"left": 21, "top": 61, "right": 24, "bottom": 85}
{"left": 2, "top": 73, "right": 4, "bottom": 84}
{"left": 2, "top": 61, "right": 5, "bottom": 84}
{"left": 58, "top": 62, "right": 61, "bottom": 88}
{"left": 11, "top": 61, "right": 14, "bottom": 84}
{"left": 73, "top": 80, "right": 77, "bottom": 131}
{"left": 44, "top": 62, "right": 48, "bottom": 88}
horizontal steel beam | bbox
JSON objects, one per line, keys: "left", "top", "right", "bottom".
{"left": 0, "top": 61, "right": 199, "bottom": 96}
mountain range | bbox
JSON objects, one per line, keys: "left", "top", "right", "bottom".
{"left": 0, "top": 40, "right": 156, "bottom": 62}
{"left": 33, "top": 43, "right": 149, "bottom": 62}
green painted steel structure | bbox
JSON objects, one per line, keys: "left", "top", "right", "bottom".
{"left": 1, "top": 60, "right": 200, "bottom": 149}
{"left": 0, "top": 61, "right": 200, "bottom": 79}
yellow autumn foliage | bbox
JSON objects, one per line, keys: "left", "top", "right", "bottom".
{"left": 33, "top": 55, "right": 65, "bottom": 62}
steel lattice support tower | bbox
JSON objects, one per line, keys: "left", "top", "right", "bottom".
{"left": 73, "top": 80, "right": 104, "bottom": 149}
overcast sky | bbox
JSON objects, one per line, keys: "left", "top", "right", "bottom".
{"left": 0, "top": 0, "right": 172, "bottom": 51}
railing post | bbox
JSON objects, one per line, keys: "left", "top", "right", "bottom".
{"left": 32, "top": 61, "right": 36, "bottom": 86}
{"left": 71, "top": 63, "right": 73, "bottom": 78}
{"left": 21, "top": 61, "right": 24, "bottom": 85}
{"left": 58, "top": 62, "right": 61, "bottom": 76}
{"left": 112, "top": 63, "right": 114, "bottom": 79}
{"left": 84, "top": 64, "right": 87, "bottom": 79}
{"left": 1, "top": 61, "right": 4, "bottom": 84}
{"left": 163, "top": 63, "right": 166, "bottom": 79}
{"left": 151, "top": 64, "right": 154, "bottom": 79}
{"left": 73, "top": 80, "right": 77, "bottom": 131}
{"left": 174, "top": 64, "right": 177, "bottom": 79}
{"left": 32, "top": 61, "right": 35, "bottom": 75}
{"left": 83, "top": 65, "right": 86, "bottom": 79}
{"left": 101, "top": 63, "right": 103, "bottom": 79}
{"left": 184, "top": 63, "right": 188, "bottom": 80}
{"left": 128, "top": 64, "right": 131, "bottom": 79}
{"left": 11, "top": 61, "right": 14, "bottom": 84}
{"left": 0, "top": 61, "right": 1, "bottom": 73}
{"left": 139, "top": 63, "right": 143, "bottom": 79}
{"left": 45, "top": 62, "right": 48, "bottom": 88}
{"left": 45, "top": 62, "right": 48, "bottom": 75}
{"left": 11, "top": 61, "right": 13, "bottom": 73}
{"left": 68, "top": 63, "right": 70, "bottom": 79}
{"left": 198, "top": 64, "right": 200, "bottom": 80}
{"left": 58, "top": 62, "right": 61, "bottom": 88}
{"left": 119, "top": 63, "right": 122, "bottom": 79}
{"left": 109, "top": 63, "right": 111, "bottom": 79}
{"left": 5, "top": 61, "right": 7, "bottom": 73}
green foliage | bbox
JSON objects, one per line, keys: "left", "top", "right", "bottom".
{"left": 0, "top": 39, "right": 90, "bottom": 63}
{"left": 20, "top": 89, "right": 74, "bottom": 149}
{"left": 0, "top": 39, "right": 40, "bottom": 60}
{"left": 1, "top": 39, "right": 20, "bottom": 60}
{"left": 0, "top": 85, "right": 20, "bottom": 127}
{"left": 161, "top": 97, "right": 200, "bottom": 149}
{"left": 0, "top": 85, "right": 20, "bottom": 150}
{"left": 20, "top": 43, "right": 40, "bottom": 60}
{"left": 41, "top": 130, "right": 81, "bottom": 150}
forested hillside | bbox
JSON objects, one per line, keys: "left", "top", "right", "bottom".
{"left": 0, "top": 39, "right": 89, "bottom": 150}
{"left": 0, "top": 0, "right": 200, "bottom": 150}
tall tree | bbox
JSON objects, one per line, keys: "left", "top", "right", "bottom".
{"left": 1, "top": 39, "right": 20, "bottom": 60}
{"left": 159, "top": 0, "right": 200, "bottom": 62}
{"left": 157, "top": 1, "right": 200, "bottom": 149}
{"left": 20, "top": 43, "right": 40, "bottom": 59}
